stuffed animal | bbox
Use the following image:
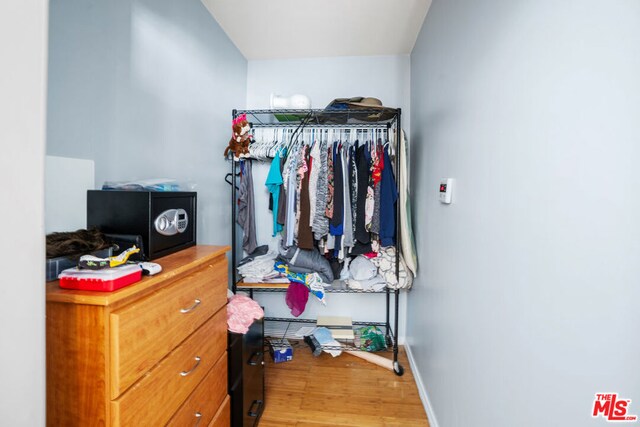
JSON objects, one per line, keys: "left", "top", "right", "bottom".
{"left": 224, "top": 114, "right": 252, "bottom": 159}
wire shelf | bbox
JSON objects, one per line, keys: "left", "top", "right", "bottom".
{"left": 249, "top": 122, "right": 392, "bottom": 129}
{"left": 235, "top": 108, "right": 399, "bottom": 128}
{"left": 229, "top": 106, "right": 404, "bottom": 371}
{"left": 236, "top": 281, "right": 389, "bottom": 294}
{"left": 263, "top": 317, "right": 395, "bottom": 352}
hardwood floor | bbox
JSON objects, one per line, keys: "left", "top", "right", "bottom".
{"left": 259, "top": 344, "right": 429, "bottom": 427}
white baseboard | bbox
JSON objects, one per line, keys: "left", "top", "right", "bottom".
{"left": 404, "top": 343, "right": 439, "bottom": 427}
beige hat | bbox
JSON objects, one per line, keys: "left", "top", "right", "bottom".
{"left": 327, "top": 97, "right": 389, "bottom": 110}
{"left": 346, "top": 97, "right": 387, "bottom": 109}
{"left": 322, "top": 97, "right": 396, "bottom": 122}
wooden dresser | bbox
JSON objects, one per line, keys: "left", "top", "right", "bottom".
{"left": 46, "top": 245, "right": 231, "bottom": 426}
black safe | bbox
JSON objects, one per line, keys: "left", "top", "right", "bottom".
{"left": 87, "top": 190, "right": 196, "bottom": 260}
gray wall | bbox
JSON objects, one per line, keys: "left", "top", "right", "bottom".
{"left": 247, "top": 55, "right": 410, "bottom": 129}
{"left": 409, "top": 1, "right": 640, "bottom": 426}
{"left": 0, "top": 0, "right": 48, "bottom": 424}
{"left": 246, "top": 56, "right": 411, "bottom": 339}
{"left": 47, "top": 0, "right": 247, "bottom": 244}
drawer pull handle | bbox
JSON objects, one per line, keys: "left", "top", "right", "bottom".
{"left": 248, "top": 400, "right": 263, "bottom": 417}
{"left": 247, "top": 351, "right": 263, "bottom": 366}
{"left": 194, "top": 411, "right": 202, "bottom": 426}
{"left": 180, "top": 356, "right": 201, "bottom": 377}
{"left": 180, "top": 298, "right": 201, "bottom": 313}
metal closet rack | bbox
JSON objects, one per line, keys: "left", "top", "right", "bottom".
{"left": 228, "top": 108, "right": 405, "bottom": 376}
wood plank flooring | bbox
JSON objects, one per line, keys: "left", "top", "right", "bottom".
{"left": 259, "top": 344, "right": 429, "bottom": 427}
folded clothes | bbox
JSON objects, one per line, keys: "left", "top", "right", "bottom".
{"left": 241, "top": 274, "right": 289, "bottom": 284}
{"left": 237, "top": 245, "right": 269, "bottom": 267}
{"left": 237, "top": 250, "right": 278, "bottom": 280}
{"left": 279, "top": 244, "right": 334, "bottom": 283}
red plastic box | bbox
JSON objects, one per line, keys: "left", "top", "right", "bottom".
{"left": 58, "top": 264, "right": 142, "bottom": 292}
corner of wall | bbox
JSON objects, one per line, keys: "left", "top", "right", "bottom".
{"left": 404, "top": 343, "right": 439, "bottom": 427}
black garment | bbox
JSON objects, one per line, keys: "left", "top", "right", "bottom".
{"left": 350, "top": 242, "right": 373, "bottom": 256}
{"left": 350, "top": 143, "right": 358, "bottom": 236}
{"left": 298, "top": 147, "right": 314, "bottom": 250}
{"left": 329, "top": 257, "right": 343, "bottom": 279}
{"left": 277, "top": 154, "right": 287, "bottom": 226}
{"left": 355, "top": 144, "right": 370, "bottom": 244}
{"left": 330, "top": 142, "right": 344, "bottom": 230}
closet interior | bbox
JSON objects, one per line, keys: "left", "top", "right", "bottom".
{"left": 227, "top": 108, "right": 411, "bottom": 376}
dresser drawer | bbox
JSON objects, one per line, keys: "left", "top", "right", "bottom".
{"left": 111, "top": 310, "right": 226, "bottom": 426}
{"left": 110, "top": 256, "right": 227, "bottom": 397}
{"left": 209, "top": 396, "right": 231, "bottom": 427}
{"left": 167, "top": 352, "right": 227, "bottom": 427}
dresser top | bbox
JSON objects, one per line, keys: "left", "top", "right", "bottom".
{"left": 46, "top": 245, "right": 230, "bottom": 307}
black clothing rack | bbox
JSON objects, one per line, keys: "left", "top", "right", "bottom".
{"left": 228, "top": 108, "right": 404, "bottom": 376}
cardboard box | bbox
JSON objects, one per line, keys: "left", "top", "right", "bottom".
{"left": 268, "top": 338, "right": 293, "bottom": 363}
{"left": 316, "top": 315, "right": 354, "bottom": 339}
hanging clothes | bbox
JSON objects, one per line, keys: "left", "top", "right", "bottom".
{"left": 237, "top": 160, "right": 257, "bottom": 254}
{"left": 325, "top": 143, "right": 334, "bottom": 219}
{"left": 330, "top": 141, "right": 344, "bottom": 256}
{"left": 342, "top": 143, "right": 354, "bottom": 250}
{"left": 284, "top": 145, "right": 300, "bottom": 247}
{"left": 355, "top": 143, "right": 370, "bottom": 244}
{"left": 379, "top": 145, "right": 399, "bottom": 247}
{"left": 285, "top": 282, "right": 309, "bottom": 317}
{"left": 298, "top": 146, "right": 314, "bottom": 249}
{"left": 265, "top": 148, "right": 284, "bottom": 237}
{"left": 294, "top": 144, "right": 308, "bottom": 243}
{"left": 308, "top": 142, "right": 319, "bottom": 226}
{"left": 308, "top": 135, "right": 321, "bottom": 230}
{"left": 371, "top": 140, "right": 383, "bottom": 235}
{"left": 364, "top": 142, "right": 375, "bottom": 232}
{"left": 311, "top": 140, "right": 329, "bottom": 240}
{"left": 350, "top": 143, "right": 358, "bottom": 237}
{"left": 399, "top": 130, "right": 418, "bottom": 275}
{"left": 277, "top": 151, "right": 287, "bottom": 228}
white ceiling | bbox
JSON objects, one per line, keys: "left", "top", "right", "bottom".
{"left": 201, "top": 0, "right": 432, "bottom": 60}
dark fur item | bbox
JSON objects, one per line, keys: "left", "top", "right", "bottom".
{"left": 46, "top": 228, "right": 111, "bottom": 259}
{"left": 223, "top": 114, "right": 252, "bottom": 158}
